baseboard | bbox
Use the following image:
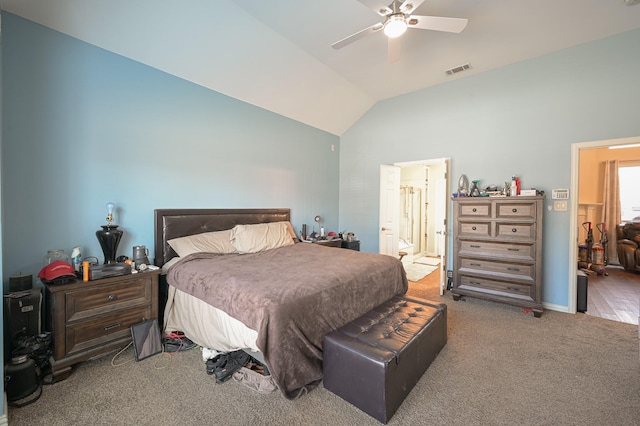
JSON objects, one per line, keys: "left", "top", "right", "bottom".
{"left": 1, "top": 393, "right": 8, "bottom": 426}
{"left": 543, "top": 302, "right": 570, "bottom": 314}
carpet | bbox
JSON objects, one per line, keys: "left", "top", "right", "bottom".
{"left": 8, "top": 280, "right": 640, "bottom": 426}
{"left": 413, "top": 256, "right": 441, "bottom": 266}
{"left": 403, "top": 263, "right": 438, "bottom": 282}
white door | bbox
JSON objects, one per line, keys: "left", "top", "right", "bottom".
{"left": 379, "top": 165, "right": 400, "bottom": 257}
{"left": 435, "top": 159, "right": 450, "bottom": 295}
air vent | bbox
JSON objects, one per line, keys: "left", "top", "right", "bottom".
{"left": 445, "top": 63, "right": 471, "bottom": 75}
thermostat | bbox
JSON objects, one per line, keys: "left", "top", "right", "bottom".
{"left": 552, "top": 189, "right": 569, "bottom": 200}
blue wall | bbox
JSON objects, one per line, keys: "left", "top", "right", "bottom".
{"left": 339, "top": 28, "right": 640, "bottom": 309}
{"left": 2, "top": 12, "right": 640, "bottom": 388}
{"left": 1, "top": 13, "right": 339, "bottom": 284}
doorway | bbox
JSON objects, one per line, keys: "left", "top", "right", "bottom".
{"left": 570, "top": 136, "right": 640, "bottom": 325}
{"left": 379, "top": 158, "right": 450, "bottom": 295}
{"left": 398, "top": 163, "right": 445, "bottom": 261}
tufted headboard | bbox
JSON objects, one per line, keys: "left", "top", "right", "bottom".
{"left": 153, "top": 208, "right": 291, "bottom": 267}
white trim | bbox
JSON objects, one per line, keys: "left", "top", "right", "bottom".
{"left": 569, "top": 135, "right": 640, "bottom": 314}
{"left": 1, "top": 393, "right": 7, "bottom": 426}
{"left": 394, "top": 157, "right": 449, "bottom": 168}
{"left": 543, "top": 302, "right": 570, "bottom": 314}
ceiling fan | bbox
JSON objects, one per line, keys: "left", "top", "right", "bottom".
{"left": 331, "top": 0, "right": 468, "bottom": 62}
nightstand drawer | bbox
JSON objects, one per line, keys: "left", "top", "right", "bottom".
{"left": 65, "top": 307, "right": 151, "bottom": 357}
{"left": 66, "top": 277, "right": 153, "bottom": 323}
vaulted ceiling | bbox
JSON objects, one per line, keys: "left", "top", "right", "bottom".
{"left": 3, "top": 0, "right": 640, "bottom": 135}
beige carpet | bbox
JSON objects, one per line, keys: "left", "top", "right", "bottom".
{"left": 8, "top": 281, "right": 640, "bottom": 426}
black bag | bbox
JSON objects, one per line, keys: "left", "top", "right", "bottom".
{"left": 206, "top": 350, "right": 251, "bottom": 383}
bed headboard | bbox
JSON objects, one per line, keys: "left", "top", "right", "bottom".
{"left": 153, "top": 208, "right": 291, "bottom": 266}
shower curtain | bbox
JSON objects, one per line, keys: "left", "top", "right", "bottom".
{"left": 400, "top": 186, "right": 422, "bottom": 252}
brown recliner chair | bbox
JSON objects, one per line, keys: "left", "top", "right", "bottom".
{"left": 616, "top": 222, "right": 640, "bottom": 272}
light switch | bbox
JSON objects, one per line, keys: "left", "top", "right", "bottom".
{"left": 554, "top": 201, "right": 568, "bottom": 211}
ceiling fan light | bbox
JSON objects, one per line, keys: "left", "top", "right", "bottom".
{"left": 384, "top": 15, "right": 408, "bottom": 38}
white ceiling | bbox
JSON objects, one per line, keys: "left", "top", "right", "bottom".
{"left": 2, "top": 0, "right": 640, "bottom": 135}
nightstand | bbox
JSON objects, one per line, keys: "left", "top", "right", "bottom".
{"left": 44, "top": 269, "right": 160, "bottom": 381}
{"left": 341, "top": 240, "right": 360, "bottom": 251}
{"left": 311, "top": 239, "right": 342, "bottom": 248}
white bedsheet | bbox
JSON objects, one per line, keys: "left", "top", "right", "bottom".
{"left": 163, "top": 285, "right": 260, "bottom": 353}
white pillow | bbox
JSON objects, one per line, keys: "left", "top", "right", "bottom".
{"left": 168, "top": 229, "right": 237, "bottom": 257}
{"left": 230, "top": 222, "right": 295, "bottom": 254}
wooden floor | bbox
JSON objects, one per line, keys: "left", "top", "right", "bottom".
{"left": 411, "top": 261, "right": 640, "bottom": 326}
{"left": 585, "top": 265, "right": 640, "bottom": 325}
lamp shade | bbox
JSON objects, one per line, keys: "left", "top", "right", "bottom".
{"left": 384, "top": 15, "right": 408, "bottom": 38}
{"left": 97, "top": 202, "right": 123, "bottom": 264}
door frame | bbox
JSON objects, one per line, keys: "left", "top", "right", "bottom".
{"left": 569, "top": 135, "right": 640, "bottom": 313}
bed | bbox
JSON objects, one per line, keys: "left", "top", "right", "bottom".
{"left": 154, "top": 208, "right": 408, "bottom": 399}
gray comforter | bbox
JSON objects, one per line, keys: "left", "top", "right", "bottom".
{"left": 167, "top": 242, "right": 408, "bottom": 399}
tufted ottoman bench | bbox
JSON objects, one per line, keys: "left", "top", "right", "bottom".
{"left": 323, "top": 295, "right": 447, "bottom": 424}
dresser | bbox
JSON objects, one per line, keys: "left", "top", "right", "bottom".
{"left": 44, "top": 270, "right": 160, "bottom": 380}
{"left": 451, "top": 196, "right": 544, "bottom": 317}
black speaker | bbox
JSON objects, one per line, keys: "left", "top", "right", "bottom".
{"left": 5, "top": 355, "right": 39, "bottom": 403}
{"left": 577, "top": 271, "right": 588, "bottom": 313}
{"left": 9, "top": 273, "right": 32, "bottom": 292}
{"left": 4, "top": 288, "right": 42, "bottom": 358}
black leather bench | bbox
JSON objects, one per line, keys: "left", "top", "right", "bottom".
{"left": 323, "top": 295, "right": 447, "bottom": 424}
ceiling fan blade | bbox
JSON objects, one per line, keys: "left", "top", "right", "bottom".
{"left": 356, "top": 0, "right": 393, "bottom": 16}
{"left": 407, "top": 15, "right": 468, "bottom": 33}
{"left": 399, "top": 0, "right": 426, "bottom": 15}
{"left": 331, "top": 22, "right": 384, "bottom": 49}
{"left": 388, "top": 36, "right": 401, "bottom": 63}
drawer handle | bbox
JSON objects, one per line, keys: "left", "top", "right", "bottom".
{"left": 470, "top": 263, "right": 482, "bottom": 267}
{"left": 512, "top": 228, "right": 517, "bottom": 233}
{"left": 507, "top": 248, "right": 520, "bottom": 252}
{"left": 507, "top": 267, "right": 521, "bottom": 272}
{"left": 506, "top": 287, "right": 521, "bottom": 292}
{"left": 103, "top": 323, "right": 121, "bottom": 331}
{"left": 472, "top": 226, "right": 477, "bottom": 231}
{"left": 512, "top": 208, "right": 518, "bottom": 213}
{"left": 470, "top": 244, "right": 481, "bottom": 248}
{"left": 108, "top": 294, "right": 118, "bottom": 301}
{"left": 472, "top": 208, "right": 477, "bottom": 212}
{"left": 470, "top": 281, "right": 482, "bottom": 285}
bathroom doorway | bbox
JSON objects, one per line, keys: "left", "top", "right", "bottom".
{"left": 398, "top": 161, "right": 446, "bottom": 261}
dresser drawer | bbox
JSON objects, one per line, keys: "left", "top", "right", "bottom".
{"left": 458, "top": 240, "right": 535, "bottom": 262}
{"left": 64, "top": 307, "right": 151, "bottom": 357}
{"left": 458, "top": 275, "right": 534, "bottom": 301}
{"left": 495, "top": 202, "right": 536, "bottom": 220}
{"left": 456, "top": 202, "right": 491, "bottom": 218}
{"left": 66, "top": 277, "right": 153, "bottom": 323}
{"left": 459, "top": 258, "right": 534, "bottom": 282}
{"left": 457, "top": 222, "right": 491, "bottom": 238}
{"left": 495, "top": 222, "right": 535, "bottom": 240}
